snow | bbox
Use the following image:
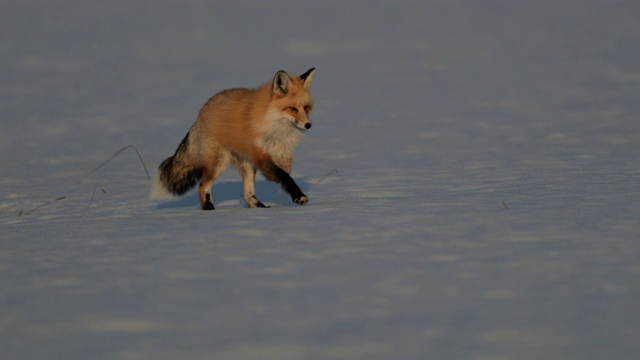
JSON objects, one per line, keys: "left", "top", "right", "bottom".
{"left": 2, "top": 1, "right": 640, "bottom": 359}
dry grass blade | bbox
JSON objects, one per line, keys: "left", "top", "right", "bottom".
{"left": 19, "top": 196, "right": 67, "bottom": 216}
{"left": 501, "top": 199, "right": 509, "bottom": 210}
{"left": 88, "top": 183, "right": 108, "bottom": 208}
{"left": 80, "top": 144, "right": 150, "bottom": 184}
{"left": 316, "top": 168, "right": 339, "bottom": 184}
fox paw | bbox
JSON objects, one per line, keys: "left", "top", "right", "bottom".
{"left": 202, "top": 201, "right": 215, "bottom": 210}
{"left": 248, "top": 195, "right": 270, "bottom": 208}
{"left": 201, "top": 194, "right": 215, "bottom": 210}
{"left": 293, "top": 195, "right": 309, "bottom": 206}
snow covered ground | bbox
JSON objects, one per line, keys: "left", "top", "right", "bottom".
{"left": 1, "top": 1, "right": 639, "bottom": 359}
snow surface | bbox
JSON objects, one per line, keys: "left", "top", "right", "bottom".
{"left": 2, "top": 1, "right": 640, "bottom": 359}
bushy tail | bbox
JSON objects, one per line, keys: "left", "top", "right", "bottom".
{"left": 150, "top": 132, "right": 202, "bottom": 199}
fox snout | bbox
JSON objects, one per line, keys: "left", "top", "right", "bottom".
{"left": 295, "top": 119, "right": 311, "bottom": 130}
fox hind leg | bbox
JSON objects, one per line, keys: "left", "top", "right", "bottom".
{"left": 198, "top": 152, "right": 230, "bottom": 210}
{"left": 198, "top": 171, "right": 217, "bottom": 210}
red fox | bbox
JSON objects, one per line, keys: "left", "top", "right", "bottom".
{"left": 151, "top": 68, "right": 316, "bottom": 210}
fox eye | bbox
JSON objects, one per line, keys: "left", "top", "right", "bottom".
{"left": 304, "top": 105, "right": 312, "bottom": 113}
{"left": 287, "top": 106, "right": 298, "bottom": 113}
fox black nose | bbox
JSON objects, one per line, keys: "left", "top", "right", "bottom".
{"left": 305, "top": 123, "right": 312, "bottom": 129}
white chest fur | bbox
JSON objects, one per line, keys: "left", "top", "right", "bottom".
{"left": 256, "top": 112, "right": 304, "bottom": 165}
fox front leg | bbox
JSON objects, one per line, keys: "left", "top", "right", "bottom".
{"left": 257, "top": 158, "right": 308, "bottom": 206}
{"left": 235, "top": 160, "right": 269, "bottom": 208}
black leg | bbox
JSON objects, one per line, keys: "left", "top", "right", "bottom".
{"left": 202, "top": 193, "right": 215, "bottom": 210}
{"left": 259, "top": 160, "right": 308, "bottom": 205}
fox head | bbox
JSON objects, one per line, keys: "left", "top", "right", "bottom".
{"left": 272, "top": 68, "right": 315, "bottom": 130}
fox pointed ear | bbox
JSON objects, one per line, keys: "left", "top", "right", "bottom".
{"left": 272, "top": 70, "right": 290, "bottom": 96}
{"left": 300, "top": 67, "right": 315, "bottom": 91}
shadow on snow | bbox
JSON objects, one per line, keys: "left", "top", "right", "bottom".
{"left": 154, "top": 178, "right": 311, "bottom": 210}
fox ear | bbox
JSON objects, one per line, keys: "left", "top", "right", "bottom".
{"left": 273, "top": 70, "right": 290, "bottom": 95}
{"left": 300, "top": 67, "right": 315, "bottom": 91}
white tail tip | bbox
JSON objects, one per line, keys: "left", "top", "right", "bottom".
{"left": 149, "top": 171, "right": 177, "bottom": 200}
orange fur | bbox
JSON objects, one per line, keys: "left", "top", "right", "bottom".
{"left": 152, "top": 68, "right": 316, "bottom": 210}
